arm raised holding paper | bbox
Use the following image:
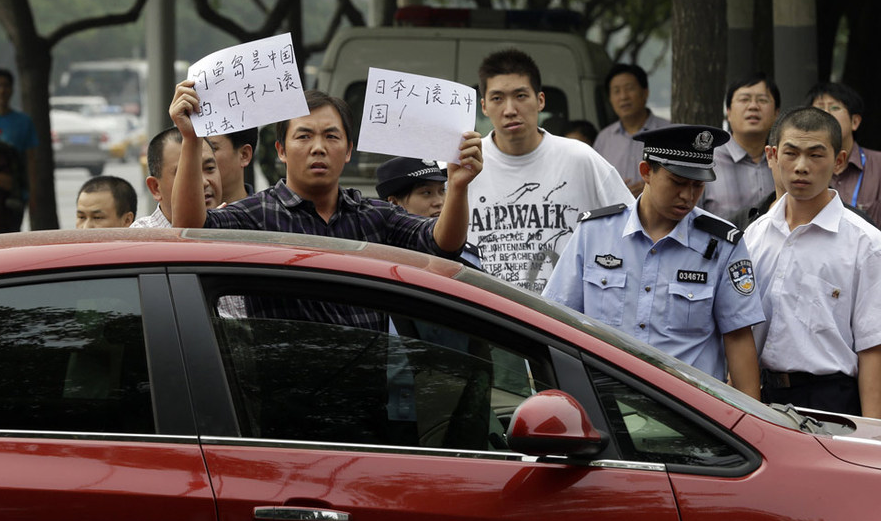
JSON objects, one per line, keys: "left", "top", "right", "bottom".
{"left": 170, "top": 80, "right": 210, "bottom": 228}
{"left": 168, "top": 75, "right": 482, "bottom": 259}
{"left": 432, "top": 131, "right": 482, "bottom": 253}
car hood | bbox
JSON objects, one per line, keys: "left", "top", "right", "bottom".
{"left": 811, "top": 410, "right": 881, "bottom": 470}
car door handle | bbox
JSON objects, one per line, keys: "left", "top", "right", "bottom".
{"left": 254, "top": 506, "right": 351, "bottom": 520}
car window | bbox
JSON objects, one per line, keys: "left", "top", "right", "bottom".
{"left": 208, "top": 285, "right": 555, "bottom": 452}
{"left": 588, "top": 366, "right": 747, "bottom": 468}
{"left": 0, "top": 278, "right": 154, "bottom": 434}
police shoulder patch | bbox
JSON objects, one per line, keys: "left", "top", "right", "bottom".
{"left": 727, "top": 259, "right": 755, "bottom": 295}
{"left": 694, "top": 214, "right": 742, "bottom": 244}
{"left": 578, "top": 203, "right": 627, "bottom": 223}
{"left": 463, "top": 241, "right": 481, "bottom": 258}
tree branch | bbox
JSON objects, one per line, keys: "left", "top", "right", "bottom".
{"left": 46, "top": 0, "right": 148, "bottom": 47}
{"left": 192, "top": 0, "right": 289, "bottom": 42}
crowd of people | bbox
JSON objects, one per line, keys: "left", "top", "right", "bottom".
{"left": 3, "top": 48, "right": 880, "bottom": 419}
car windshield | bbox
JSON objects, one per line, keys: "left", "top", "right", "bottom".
{"left": 454, "top": 268, "right": 805, "bottom": 431}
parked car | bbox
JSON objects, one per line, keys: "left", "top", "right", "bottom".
{"left": 1, "top": 227, "right": 880, "bottom": 520}
{"left": 49, "top": 108, "right": 110, "bottom": 176}
{"left": 50, "top": 95, "right": 143, "bottom": 161}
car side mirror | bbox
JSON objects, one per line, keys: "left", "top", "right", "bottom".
{"left": 506, "top": 389, "right": 607, "bottom": 458}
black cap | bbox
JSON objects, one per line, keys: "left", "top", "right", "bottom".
{"left": 634, "top": 125, "right": 730, "bottom": 181}
{"left": 375, "top": 157, "right": 447, "bottom": 199}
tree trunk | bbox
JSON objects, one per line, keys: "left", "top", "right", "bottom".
{"left": 671, "top": 0, "right": 727, "bottom": 126}
{"left": 18, "top": 41, "right": 56, "bottom": 230}
{"left": 0, "top": 2, "right": 58, "bottom": 229}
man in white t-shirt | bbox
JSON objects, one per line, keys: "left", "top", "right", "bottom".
{"left": 468, "top": 49, "right": 633, "bottom": 293}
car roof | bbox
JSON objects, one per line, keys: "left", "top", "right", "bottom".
{"left": 0, "top": 228, "right": 467, "bottom": 281}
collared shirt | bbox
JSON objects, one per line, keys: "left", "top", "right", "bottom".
{"left": 593, "top": 110, "right": 671, "bottom": 184}
{"left": 129, "top": 205, "right": 171, "bottom": 228}
{"left": 701, "top": 138, "right": 775, "bottom": 228}
{"left": 205, "top": 180, "right": 456, "bottom": 331}
{"left": 543, "top": 200, "right": 764, "bottom": 381}
{"left": 830, "top": 141, "right": 881, "bottom": 226}
{"left": 744, "top": 192, "right": 881, "bottom": 377}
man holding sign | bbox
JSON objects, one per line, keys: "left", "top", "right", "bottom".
{"left": 170, "top": 83, "right": 482, "bottom": 258}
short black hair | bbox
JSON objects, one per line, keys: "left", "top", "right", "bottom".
{"left": 275, "top": 90, "right": 353, "bottom": 150}
{"left": 77, "top": 175, "right": 137, "bottom": 218}
{"left": 478, "top": 49, "right": 542, "bottom": 99}
{"left": 604, "top": 63, "right": 649, "bottom": 93}
{"left": 767, "top": 107, "right": 799, "bottom": 147}
{"left": 214, "top": 127, "right": 259, "bottom": 154}
{"left": 0, "top": 68, "right": 13, "bottom": 84}
{"left": 725, "top": 72, "right": 781, "bottom": 109}
{"left": 146, "top": 126, "right": 182, "bottom": 178}
{"left": 775, "top": 106, "right": 842, "bottom": 154}
{"left": 804, "top": 82, "right": 865, "bottom": 117}
{"left": 563, "top": 119, "right": 598, "bottom": 143}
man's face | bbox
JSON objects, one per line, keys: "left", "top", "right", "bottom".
{"left": 773, "top": 127, "right": 846, "bottom": 203}
{"left": 608, "top": 72, "right": 649, "bottom": 121}
{"left": 641, "top": 163, "right": 705, "bottom": 224}
{"left": 480, "top": 73, "right": 545, "bottom": 151}
{"left": 154, "top": 138, "right": 220, "bottom": 209}
{"left": 276, "top": 105, "right": 352, "bottom": 195}
{"left": 0, "top": 76, "right": 12, "bottom": 110}
{"left": 75, "top": 190, "right": 132, "bottom": 228}
{"left": 207, "top": 135, "right": 250, "bottom": 201}
{"left": 726, "top": 81, "right": 778, "bottom": 139}
{"left": 812, "top": 94, "right": 860, "bottom": 151}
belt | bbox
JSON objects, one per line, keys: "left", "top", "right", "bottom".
{"left": 764, "top": 371, "right": 851, "bottom": 389}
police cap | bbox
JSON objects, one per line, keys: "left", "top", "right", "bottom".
{"left": 634, "top": 124, "right": 730, "bottom": 182}
{"left": 375, "top": 157, "right": 447, "bottom": 200}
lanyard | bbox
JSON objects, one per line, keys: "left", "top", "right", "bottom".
{"left": 851, "top": 146, "right": 867, "bottom": 207}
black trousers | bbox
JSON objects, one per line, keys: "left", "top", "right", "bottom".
{"left": 762, "top": 372, "right": 861, "bottom": 416}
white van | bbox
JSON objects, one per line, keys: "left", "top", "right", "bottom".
{"left": 316, "top": 23, "right": 613, "bottom": 186}
{"left": 57, "top": 59, "right": 190, "bottom": 119}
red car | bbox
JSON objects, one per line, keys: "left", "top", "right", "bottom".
{"left": 1, "top": 228, "right": 880, "bottom": 521}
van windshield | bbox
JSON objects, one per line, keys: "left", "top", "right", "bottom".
{"left": 59, "top": 69, "right": 143, "bottom": 115}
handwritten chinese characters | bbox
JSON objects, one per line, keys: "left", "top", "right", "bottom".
{"left": 188, "top": 33, "right": 308, "bottom": 137}
{"left": 357, "top": 68, "right": 476, "bottom": 165}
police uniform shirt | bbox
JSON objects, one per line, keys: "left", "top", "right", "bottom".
{"left": 744, "top": 192, "right": 881, "bottom": 378}
{"left": 543, "top": 200, "right": 765, "bottom": 381}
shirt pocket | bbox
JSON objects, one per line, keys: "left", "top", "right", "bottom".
{"left": 796, "top": 274, "right": 848, "bottom": 334}
{"left": 583, "top": 267, "right": 627, "bottom": 326}
{"left": 665, "top": 283, "right": 715, "bottom": 335}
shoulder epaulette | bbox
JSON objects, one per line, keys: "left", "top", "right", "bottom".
{"left": 578, "top": 203, "right": 628, "bottom": 223}
{"left": 463, "top": 241, "right": 481, "bottom": 258}
{"left": 694, "top": 214, "right": 742, "bottom": 244}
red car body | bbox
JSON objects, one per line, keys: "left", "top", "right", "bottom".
{"left": 0, "top": 228, "right": 879, "bottom": 521}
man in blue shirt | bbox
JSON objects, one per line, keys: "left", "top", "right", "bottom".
{"left": 0, "top": 68, "right": 38, "bottom": 232}
{"left": 543, "top": 125, "right": 763, "bottom": 399}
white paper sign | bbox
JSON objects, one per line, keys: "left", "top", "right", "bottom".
{"left": 187, "top": 33, "right": 308, "bottom": 137}
{"left": 357, "top": 68, "right": 477, "bottom": 164}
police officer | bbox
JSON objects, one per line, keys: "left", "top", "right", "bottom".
{"left": 376, "top": 156, "right": 482, "bottom": 269}
{"left": 543, "top": 125, "right": 763, "bottom": 399}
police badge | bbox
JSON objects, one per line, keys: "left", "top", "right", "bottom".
{"left": 693, "top": 130, "right": 714, "bottom": 151}
{"left": 727, "top": 259, "right": 755, "bottom": 295}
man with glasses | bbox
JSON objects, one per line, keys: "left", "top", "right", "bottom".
{"left": 701, "top": 73, "right": 780, "bottom": 229}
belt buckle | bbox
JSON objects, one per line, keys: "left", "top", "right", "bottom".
{"left": 771, "top": 372, "right": 791, "bottom": 388}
